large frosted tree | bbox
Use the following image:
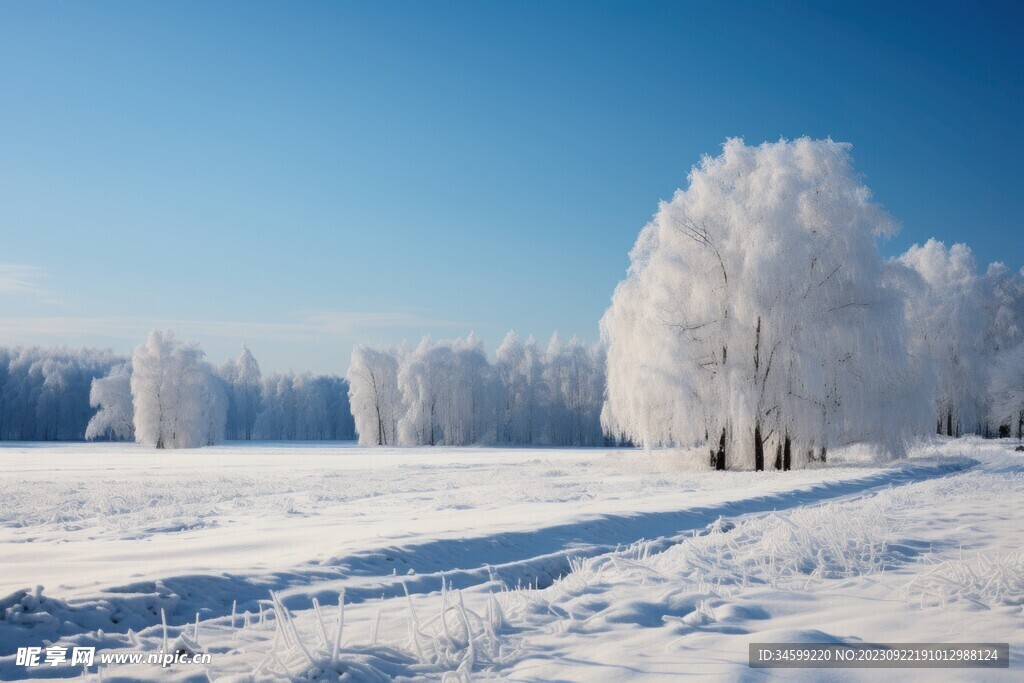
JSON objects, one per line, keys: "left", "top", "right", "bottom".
{"left": 131, "top": 330, "right": 225, "bottom": 449}
{"left": 602, "top": 138, "right": 924, "bottom": 469}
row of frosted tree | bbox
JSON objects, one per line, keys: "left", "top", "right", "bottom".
{"left": 602, "top": 137, "right": 1024, "bottom": 469}
{"left": 0, "top": 347, "right": 123, "bottom": 440}
{"left": 896, "top": 241, "right": 1024, "bottom": 440}
{"left": 86, "top": 332, "right": 356, "bottom": 447}
{"left": 347, "top": 332, "right": 607, "bottom": 447}
{"left": 0, "top": 330, "right": 606, "bottom": 449}
{"left": 0, "top": 333, "right": 355, "bottom": 446}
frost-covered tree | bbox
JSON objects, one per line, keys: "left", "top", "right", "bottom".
{"left": 254, "top": 372, "right": 296, "bottom": 439}
{"left": 397, "top": 335, "right": 498, "bottom": 446}
{"left": 253, "top": 371, "right": 355, "bottom": 440}
{"left": 602, "top": 138, "right": 924, "bottom": 469}
{"left": 495, "top": 332, "right": 547, "bottom": 444}
{"left": 131, "top": 330, "right": 225, "bottom": 449}
{"left": 895, "top": 240, "right": 988, "bottom": 437}
{"left": 397, "top": 338, "right": 453, "bottom": 446}
{"left": 348, "top": 345, "right": 404, "bottom": 446}
{"left": 989, "top": 343, "right": 1024, "bottom": 439}
{"left": 204, "top": 374, "right": 229, "bottom": 446}
{"left": 981, "top": 264, "right": 1024, "bottom": 437}
{"left": 893, "top": 247, "right": 1024, "bottom": 438}
{"left": 221, "top": 345, "right": 262, "bottom": 440}
{"left": 352, "top": 332, "right": 603, "bottom": 447}
{"left": 85, "top": 362, "right": 135, "bottom": 441}
{"left": 544, "top": 334, "right": 605, "bottom": 446}
{"left": 304, "top": 375, "right": 355, "bottom": 439}
{"left": 454, "top": 333, "right": 500, "bottom": 445}
{"left": 981, "top": 263, "right": 1024, "bottom": 358}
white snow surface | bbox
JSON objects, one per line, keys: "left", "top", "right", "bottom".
{"left": 0, "top": 438, "right": 1021, "bottom": 680}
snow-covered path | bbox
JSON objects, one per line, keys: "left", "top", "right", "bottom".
{"left": 0, "top": 439, "right": 1020, "bottom": 680}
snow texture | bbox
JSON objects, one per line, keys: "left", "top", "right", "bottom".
{"left": 0, "top": 437, "right": 1020, "bottom": 680}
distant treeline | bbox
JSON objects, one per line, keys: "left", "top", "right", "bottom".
{"left": 0, "top": 331, "right": 610, "bottom": 449}
{"left": 0, "top": 347, "right": 122, "bottom": 441}
{"left": 0, "top": 342, "right": 355, "bottom": 443}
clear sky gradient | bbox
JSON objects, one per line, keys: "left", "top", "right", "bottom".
{"left": 1, "top": 0, "right": 1020, "bottom": 374}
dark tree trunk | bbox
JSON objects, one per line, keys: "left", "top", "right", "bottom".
{"left": 376, "top": 404, "right": 386, "bottom": 445}
{"left": 946, "top": 410, "right": 953, "bottom": 437}
{"left": 820, "top": 446, "right": 827, "bottom": 463}
{"left": 783, "top": 434, "right": 792, "bottom": 471}
{"left": 774, "top": 441, "right": 782, "bottom": 470}
{"left": 712, "top": 427, "right": 727, "bottom": 470}
{"left": 754, "top": 423, "right": 764, "bottom": 471}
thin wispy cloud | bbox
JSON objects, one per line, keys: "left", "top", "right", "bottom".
{"left": 0, "top": 309, "right": 479, "bottom": 345}
{"left": 0, "top": 264, "right": 64, "bottom": 304}
{"left": 298, "top": 310, "right": 477, "bottom": 334}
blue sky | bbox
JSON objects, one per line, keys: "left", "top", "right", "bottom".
{"left": 0, "top": 0, "right": 1020, "bottom": 374}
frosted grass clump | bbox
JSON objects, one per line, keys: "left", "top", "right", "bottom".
{"left": 902, "top": 551, "right": 1024, "bottom": 610}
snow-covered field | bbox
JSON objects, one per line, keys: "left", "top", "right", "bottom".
{"left": 0, "top": 439, "right": 1021, "bottom": 680}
